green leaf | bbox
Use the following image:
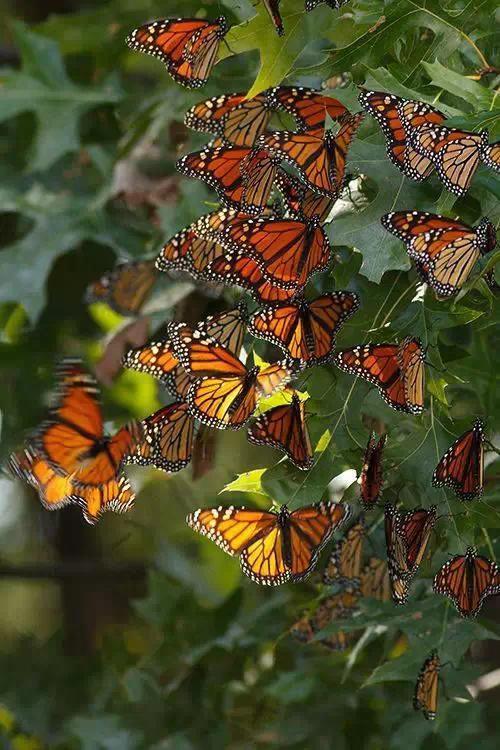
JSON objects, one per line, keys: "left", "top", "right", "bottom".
{"left": 221, "top": 0, "right": 333, "bottom": 96}
{"left": 0, "top": 23, "right": 122, "bottom": 171}
{"left": 422, "top": 60, "right": 497, "bottom": 109}
{"left": 221, "top": 469, "right": 270, "bottom": 498}
{"left": 67, "top": 715, "right": 142, "bottom": 750}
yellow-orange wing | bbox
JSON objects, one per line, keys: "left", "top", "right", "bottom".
{"left": 128, "top": 402, "right": 195, "bottom": 473}
{"left": 323, "top": 521, "right": 365, "bottom": 585}
{"left": 414, "top": 650, "right": 441, "bottom": 720}
{"left": 85, "top": 259, "right": 157, "bottom": 316}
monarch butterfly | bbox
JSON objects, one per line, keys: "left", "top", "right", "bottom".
{"left": 195, "top": 210, "right": 331, "bottom": 289}
{"left": 432, "top": 418, "right": 484, "bottom": 501}
{"left": 127, "top": 402, "right": 195, "bottom": 473}
{"left": 262, "top": 0, "right": 284, "bottom": 35}
{"left": 414, "top": 650, "right": 441, "bottom": 720}
{"left": 267, "top": 86, "right": 349, "bottom": 136}
{"left": 433, "top": 547, "right": 500, "bottom": 618}
{"left": 385, "top": 504, "right": 437, "bottom": 604}
{"left": 409, "top": 125, "right": 489, "bottom": 196}
{"left": 275, "top": 170, "right": 336, "bottom": 223}
{"left": 291, "top": 592, "right": 359, "bottom": 651}
{"left": 156, "top": 224, "right": 227, "bottom": 279}
{"left": 359, "top": 557, "right": 391, "bottom": 602}
{"left": 358, "top": 89, "right": 445, "bottom": 180}
{"left": 305, "top": 0, "right": 350, "bottom": 9}
{"left": 382, "top": 211, "right": 497, "bottom": 298}
{"left": 323, "top": 521, "right": 366, "bottom": 586}
{"left": 85, "top": 259, "right": 157, "bottom": 316}
{"left": 334, "top": 337, "right": 425, "bottom": 414}
{"left": 248, "top": 292, "right": 359, "bottom": 366}
{"left": 247, "top": 392, "right": 313, "bottom": 470}
{"left": 122, "top": 304, "right": 248, "bottom": 400}
{"left": 258, "top": 113, "right": 363, "bottom": 196}
{"left": 125, "top": 17, "right": 227, "bottom": 89}
{"left": 480, "top": 140, "right": 500, "bottom": 172}
{"left": 176, "top": 145, "right": 278, "bottom": 215}
{"left": 187, "top": 501, "right": 350, "bottom": 584}
{"left": 184, "top": 92, "right": 271, "bottom": 147}
{"left": 360, "top": 433, "right": 386, "bottom": 509}
{"left": 167, "top": 323, "right": 299, "bottom": 429}
{"left": 34, "top": 360, "right": 143, "bottom": 487}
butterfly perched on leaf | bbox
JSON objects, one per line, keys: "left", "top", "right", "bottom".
{"left": 194, "top": 210, "right": 331, "bottom": 290}
{"left": 125, "top": 16, "right": 227, "bottom": 88}
{"left": 291, "top": 591, "right": 360, "bottom": 651}
{"left": 414, "top": 650, "right": 441, "bottom": 721}
{"left": 360, "top": 433, "right": 386, "bottom": 509}
{"left": 184, "top": 92, "right": 272, "bottom": 147}
{"left": 334, "top": 337, "right": 425, "bottom": 414}
{"left": 267, "top": 86, "right": 349, "bottom": 136}
{"left": 11, "top": 360, "right": 142, "bottom": 524}
{"left": 127, "top": 402, "right": 195, "bottom": 473}
{"left": 432, "top": 418, "right": 485, "bottom": 501}
{"left": 360, "top": 557, "right": 391, "bottom": 602}
{"left": 122, "top": 304, "right": 248, "bottom": 402}
{"left": 85, "top": 259, "right": 157, "bottom": 317}
{"left": 382, "top": 211, "right": 497, "bottom": 298}
{"left": 275, "top": 170, "right": 336, "bottom": 223}
{"left": 176, "top": 145, "right": 278, "bottom": 215}
{"left": 248, "top": 292, "right": 359, "bottom": 367}
{"left": 166, "top": 323, "right": 299, "bottom": 429}
{"left": 187, "top": 501, "right": 350, "bottom": 584}
{"left": 408, "top": 125, "right": 489, "bottom": 196}
{"left": 433, "top": 547, "right": 500, "bottom": 618}
{"left": 385, "top": 504, "right": 437, "bottom": 605}
{"left": 247, "top": 392, "right": 313, "bottom": 470}
{"left": 358, "top": 89, "right": 445, "bottom": 180}
{"left": 258, "top": 113, "right": 363, "bottom": 197}
{"left": 323, "top": 520, "right": 366, "bottom": 586}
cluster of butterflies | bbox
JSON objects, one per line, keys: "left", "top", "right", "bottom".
{"left": 7, "top": 13, "right": 498, "bottom": 718}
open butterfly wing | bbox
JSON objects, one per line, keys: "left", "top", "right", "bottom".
{"left": 75, "top": 476, "right": 136, "bottom": 525}
{"left": 397, "top": 337, "right": 424, "bottom": 414}
{"left": 288, "top": 501, "right": 350, "bottom": 580}
{"left": 432, "top": 419, "right": 484, "bottom": 500}
{"left": 433, "top": 547, "right": 500, "bottom": 617}
{"left": 330, "top": 113, "right": 364, "bottom": 190}
{"left": 122, "top": 336, "right": 180, "bottom": 384}
{"left": 247, "top": 394, "right": 313, "bottom": 470}
{"left": 72, "top": 421, "right": 143, "bottom": 485}
{"left": 481, "top": 141, "right": 500, "bottom": 173}
{"left": 9, "top": 448, "right": 76, "bottom": 510}
{"left": 268, "top": 86, "right": 348, "bottom": 136}
{"left": 258, "top": 131, "right": 337, "bottom": 195}
{"left": 186, "top": 506, "right": 278, "bottom": 555}
{"left": 275, "top": 171, "right": 335, "bottom": 222}
{"left": 36, "top": 360, "right": 104, "bottom": 475}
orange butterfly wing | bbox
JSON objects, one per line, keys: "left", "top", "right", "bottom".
{"left": 414, "top": 650, "right": 440, "bottom": 720}
{"left": 288, "top": 502, "right": 350, "bottom": 580}
{"left": 128, "top": 402, "right": 195, "bottom": 473}
{"left": 360, "top": 433, "right": 386, "bottom": 508}
{"left": 126, "top": 17, "right": 227, "bottom": 88}
{"left": 432, "top": 418, "right": 484, "bottom": 500}
{"left": 323, "top": 521, "right": 366, "bottom": 585}
{"left": 85, "top": 259, "right": 157, "bottom": 316}
{"left": 258, "top": 131, "right": 337, "bottom": 195}
{"left": 248, "top": 292, "right": 359, "bottom": 365}
{"left": 268, "top": 86, "right": 348, "bottom": 136}
{"left": 184, "top": 92, "right": 271, "bottom": 147}
{"left": 433, "top": 547, "right": 500, "bottom": 617}
{"left": 247, "top": 393, "right": 313, "bottom": 470}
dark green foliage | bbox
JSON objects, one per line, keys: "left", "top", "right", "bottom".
{"left": 0, "top": 0, "right": 499, "bottom": 747}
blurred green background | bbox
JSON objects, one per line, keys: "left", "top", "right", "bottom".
{"left": 1, "top": 0, "right": 500, "bottom": 748}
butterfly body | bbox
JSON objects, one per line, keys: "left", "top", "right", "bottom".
{"left": 187, "top": 501, "right": 350, "bottom": 585}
